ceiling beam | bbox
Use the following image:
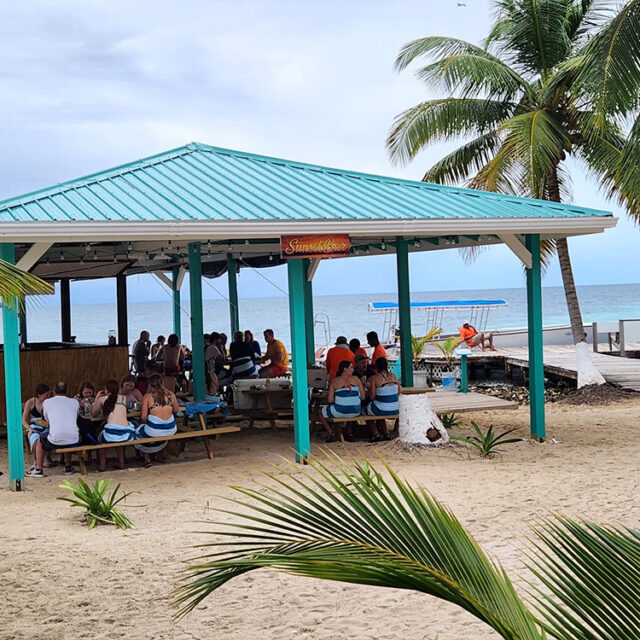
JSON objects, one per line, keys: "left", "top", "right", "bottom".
{"left": 307, "top": 258, "right": 321, "bottom": 281}
{"left": 16, "top": 242, "right": 52, "bottom": 271}
{"left": 498, "top": 233, "right": 532, "bottom": 269}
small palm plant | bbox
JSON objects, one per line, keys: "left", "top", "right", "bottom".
{"left": 58, "top": 478, "right": 136, "bottom": 530}
{"left": 451, "top": 421, "right": 522, "bottom": 457}
{"left": 432, "top": 336, "right": 461, "bottom": 371}
{"left": 174, "top": 454, "right": 640, "bottom": 639}
{"left": 440, "top": 412, "right": 463, "bottom": 429}
{"left": 410, "top": 326, "right": 443, "bottom": 367}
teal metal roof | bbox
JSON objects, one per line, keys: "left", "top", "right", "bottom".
{"left": 0, "top": 142, "right": 612, "bottom": 223}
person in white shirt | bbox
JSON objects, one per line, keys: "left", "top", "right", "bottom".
{"left": 27, "top": 381, "right": 80, "bottom": 477}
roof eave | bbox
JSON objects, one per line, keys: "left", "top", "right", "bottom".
{"left": 0, "top": 216, "right": 617, "bottom": 244}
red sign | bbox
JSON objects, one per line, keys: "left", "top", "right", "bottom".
{"left": 280, "top": 234, "right": 350, "bottom": 259}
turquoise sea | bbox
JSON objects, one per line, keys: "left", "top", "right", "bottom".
{"left": 15, "top": 283, "right": 640, "bottom": 351}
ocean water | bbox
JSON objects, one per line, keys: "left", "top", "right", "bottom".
{"left": 16, "top": 283, "right": 640, "bottom": 350}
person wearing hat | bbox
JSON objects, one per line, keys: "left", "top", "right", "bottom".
{"left": 325, "top": 336, "right": 355, "bottom": 379}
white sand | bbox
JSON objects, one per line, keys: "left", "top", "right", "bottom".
{"left": 2, "top": 399, "right": 639, "bottom": 640}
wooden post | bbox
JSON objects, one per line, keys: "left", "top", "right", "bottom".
{"left": 226, "top": 253, "right": 239, "bottom": 335}
{"left": 172, "top": 266, "right": 181, "bottom": 340}
{"left": 18, "top": 308, "right": 27, "bottom": 346}
{"left": 287, "top": 258, "right": 310, "bottom": 462}
{"left": 526, "top": 234, "right": 545, "bottom": 441}
{"left": 116, "top": 274, "right": 128, "bottom": 347}
{"left": 395, "top": 237, "right": 413, "bottom": 387}
{"left": 60, "top": 278, "right": 71, "bottom": 342}
{"left": 189, "top": 243, "right": 206, "bottom": 402}
{"left": 303, "top": 260, "right": 315, "bottom": 364}
{"left": 1, "top": 243, "right": 25, "bottom": 490}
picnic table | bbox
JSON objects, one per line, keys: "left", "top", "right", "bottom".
{"left": 30, "top": 402, "right": 239, "bottom": 474}
{"left": 240, "top": 387, "right": 293, "bottom": 429}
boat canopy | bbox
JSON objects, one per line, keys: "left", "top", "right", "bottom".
{"left": 369, "top": 300, "right": 507, "bottom": 311}
{"left": 369, "top": 299, "right": 508, "bottom": 343}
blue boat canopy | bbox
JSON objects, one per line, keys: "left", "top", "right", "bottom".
{"left": 369, "top": 300, "right": 507, "bottom": 311}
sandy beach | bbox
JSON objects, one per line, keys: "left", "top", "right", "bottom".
{"left": 2, "top": 398, "right": 639, "bottom": 640}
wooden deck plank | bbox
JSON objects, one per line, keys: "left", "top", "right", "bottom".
{"left": 428, "top": 390, "right": 518, "bottom": 414}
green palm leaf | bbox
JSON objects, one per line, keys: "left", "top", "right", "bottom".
{"left": 423, "top": 132, "right": 502, "bottom": 185}
{"left": 0, "top": 259, "right": 52, "bottom": 310}
{"left": 531, "top": 517, "right": 640, "bottom": 639}
{"left": 572, "top": 0, "right": 640, "bottom": 129}
{"left": 488, "top": 0, "right": 575, "bottom": 75}
{"left": 387, "top": 98, "right": 515, "bottom": 164}
{"left": 175, "top": 454, "right": 544, "bottom": 638}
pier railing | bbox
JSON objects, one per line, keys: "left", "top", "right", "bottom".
{"left": 592, "top": 319, "right": 640, "bottom": 355}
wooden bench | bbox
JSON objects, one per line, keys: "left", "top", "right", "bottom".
{"left": 53, "top": 425, "right": 241, "bottom": 474}
{"left": 325, "top": 414, "right": 399, "bottom": 442}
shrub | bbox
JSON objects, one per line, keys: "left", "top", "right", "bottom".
{"left": 451, "top": 421, "right": 522, "bottom": 457}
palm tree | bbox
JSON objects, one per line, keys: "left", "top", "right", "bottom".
{"left": 386, "top": 0, "right": 640, "bottom": 387}
{"left": 174, "top": 454, "right": 640, "bottom": 638}
{"left": 0, "top": 258, "right": 52, "bottom": 307}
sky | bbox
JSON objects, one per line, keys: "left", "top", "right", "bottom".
{"left": 0, "top": 0, "right": 637, "bottom": 305}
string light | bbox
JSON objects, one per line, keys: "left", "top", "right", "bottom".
{"left": 269, "top": 252, "right": 273, "bottom": 262}
{"left": 60, "top": 250, "right": 65, "bottom": 261}
{"left": 413, "top": 238, "right": 421, "bottom": 248}
{"left": 380, "top": 239, "right": 386, "bottom": 251}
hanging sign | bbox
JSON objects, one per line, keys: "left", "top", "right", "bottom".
{"left": 280, "top": 234, "right": 350, "bottom": 259}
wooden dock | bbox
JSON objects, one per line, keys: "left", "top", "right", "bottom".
{"left": 422, "top": 344, "right": 640, "bottom": 391}
{"left": 429, "top": 390, "right": 518, "bottom": 414}
{"left": 503, "top": 345, "right": 640, "bottom": 391}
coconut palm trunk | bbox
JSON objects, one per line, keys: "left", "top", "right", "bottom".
{"left": 548, "top": 169, "right": 606, "bottom": 386}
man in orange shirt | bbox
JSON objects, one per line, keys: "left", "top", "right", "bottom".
{"left": 459, "top": 323, "right": 495, "bottom": 351}
{"left": 349, "top": 337, "right": 369, "bottom": 360}
{"left": 366, "top": 331, "right": 387, "bottom": 366}
{"left": 325, "top": 336, "right": 355, "bottom": 379}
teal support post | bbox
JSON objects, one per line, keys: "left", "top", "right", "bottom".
{"left": 189, "top": 243, "right": 206, "bottom": 402}
{"left": 302, "top": 261, "right": 315, "bottom": 364}
{"left": 1, "top": 243, "right": 25, "bottom": 490}
{"left": 287, "top": 258, "right": 311, "bottom": 461}
{"left": 460, "top": 354, "right": 469, "bottom": 393}
{"left": 171, "top": 266, "right": 181, "bottom": 341}
{"left": 226, "top": 253, "right": 239, "bottom": 335}
{"left": 395, "top": 237, "right": 413, "bottom": 387}
{"left": 526, "top": 234, "right": 546, "bottom": 440}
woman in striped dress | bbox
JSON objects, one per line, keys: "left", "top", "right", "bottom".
{"left": 136, "top": 374, "right": 179, "bottom": 467}
{"left": 320, "top": 360, "right": 364, "bottom": 443}
{"left": 92, "top": 379, "right": 137, "bottom": 471}
{"left": 363, "top": 357, "right": 400, "bottom": 442}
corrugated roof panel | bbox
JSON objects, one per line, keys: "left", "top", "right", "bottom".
{"left": 0, "top": 142, "right": 612, "bottom": 223}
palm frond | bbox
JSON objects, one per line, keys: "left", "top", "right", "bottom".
{"left": 423, "top": 131, "right": 502, "bottom": 185}
{"left": 488, "top": 0, "right": 575, "bottom": 75}
{"left": 395, "top": 36, "right": 499, "bottom": 72}
{"left": 499, "top": 110, "right": 570, "bottom": 198}
{"left": 0, "top": 259, "right": 52, "bottom": 310}
{"left": 174, "top": 454, "right": 544, "bottom": 639}
{"left": 571, "top": 0, "right": 640, "bottom": 128}
{"left": 530, "top": 516, "right": 640, "bottom": 639}
{"left": 416, "top": 53, "right": 532, "bottom": 101}
{"left": 387, "top": 98, "right": 515, "bottom": 165}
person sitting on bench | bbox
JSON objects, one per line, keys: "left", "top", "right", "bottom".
{"left": 320, "top": 360, "right": 364, "bottom": 443}
{"left": 92, "top": 379, "right": 137, "bottom": 471}
{"left": 363, "top": 357, "right": 400, "bottom": 442}
{"left": 459, "top": 322, "right": 495, "bottom": 351}
{"left": 230, "top": 330, "right": 258, "bottom": 379}
{"left": 27, "top": 381, "right": 81, "bottom": 477}
{"left": 136, "top": 374, "right": 180, "bottom": 468}
{"left": 257, "top": 329, "right": 289, "bottom": 378}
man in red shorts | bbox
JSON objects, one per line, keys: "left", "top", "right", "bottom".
{"left": 258, "top": 329, "right": 289, "bottom": 378}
